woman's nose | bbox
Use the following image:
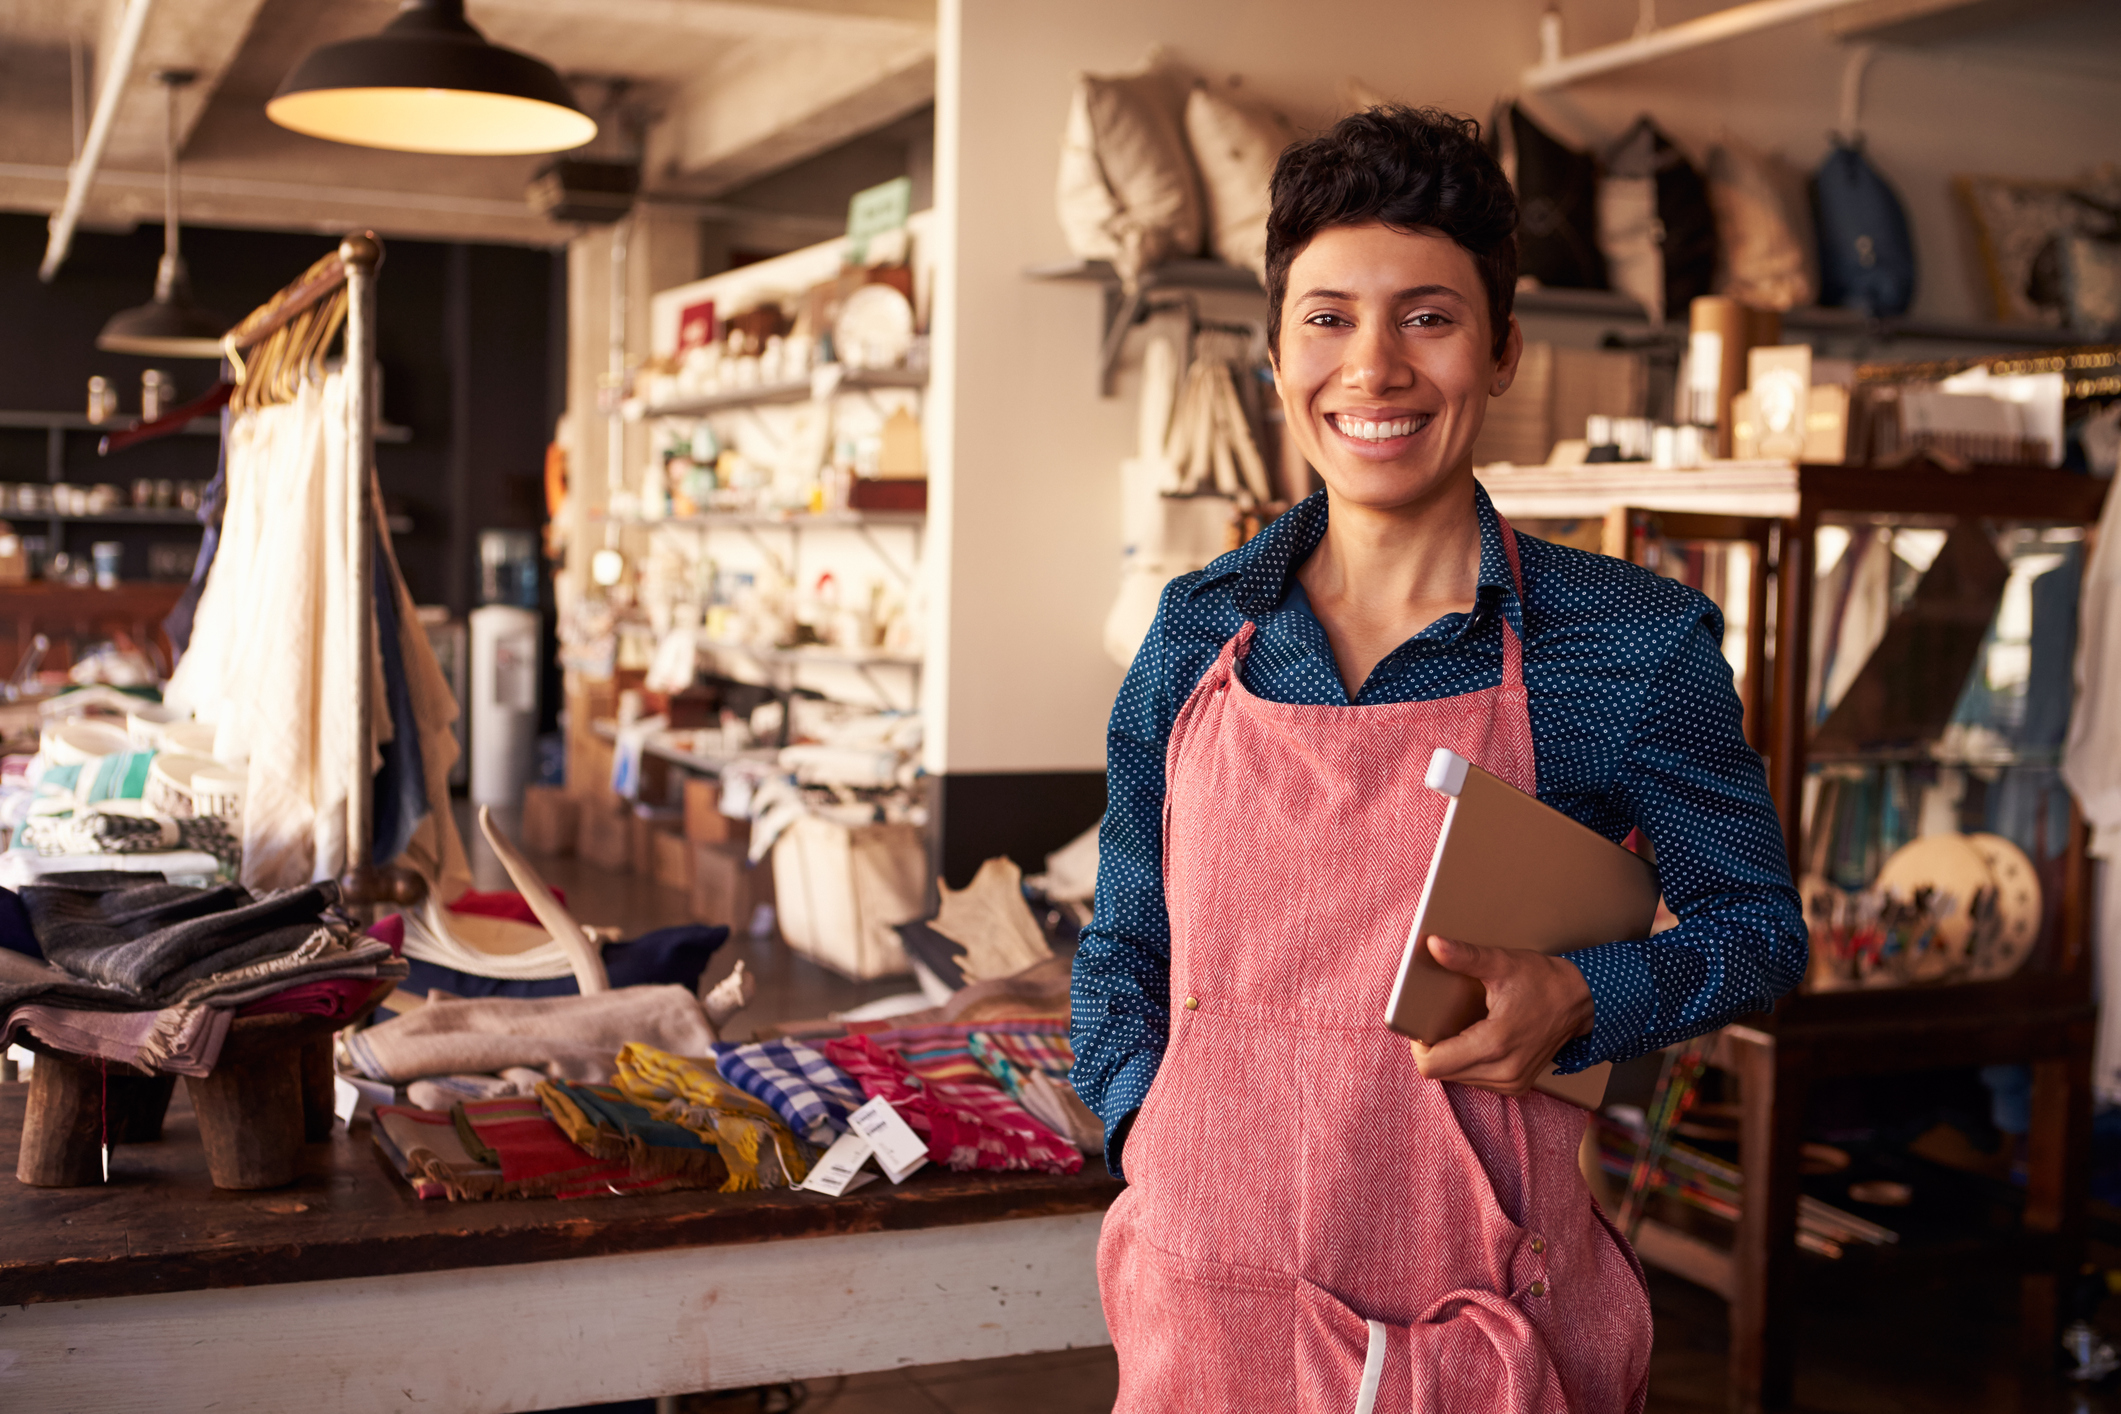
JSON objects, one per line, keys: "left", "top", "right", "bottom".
{"left": 1342, "top": 319, "right": 1413, "bottom": 395}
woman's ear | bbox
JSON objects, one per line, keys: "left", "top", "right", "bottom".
{"left": 1490, "top": 315, "right": 1525, "bottom": 398}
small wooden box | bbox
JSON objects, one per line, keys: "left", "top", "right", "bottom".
{"left": 520, "top": 785, "right": 579, "bottom": 857}
{"left": 630, "top": 806, "right": 683, "bottom": 876}
{"left": 684, "top": 777, "right": 729, "bottom": 845}
{"left": 577, "top": 803, "right": 634, "bottom": 872}
{"left": 651, "top": 828, "right": 691, "bottom": 890}
{"left": 847, "top": 476, "right": 926, "bottom": 512}
{"left": 690, "top": 840, "right": 775, "bottom": 930}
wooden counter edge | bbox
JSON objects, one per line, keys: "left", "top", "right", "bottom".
{"left": 0, "top": 1163, "right": 1124, "bottom": 1308}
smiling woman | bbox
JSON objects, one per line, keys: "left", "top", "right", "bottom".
{"left": 1073, "top": 104, "right": 1805, "bottom": 1413}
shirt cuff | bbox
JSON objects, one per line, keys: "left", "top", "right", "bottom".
{"left": 1098, "top": 1050, "right": 1164, "bottom": 1180}
{"left": 1554, "top": 940, "right": 1655, "bottom": 1072}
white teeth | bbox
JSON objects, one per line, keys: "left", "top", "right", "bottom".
{"left": 1333, "top": 415, "right": 1425, "bottom": 441}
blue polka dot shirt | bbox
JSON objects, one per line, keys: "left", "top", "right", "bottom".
{"left": 1071, "top": 483, "right": 1807, "bottom": 1178}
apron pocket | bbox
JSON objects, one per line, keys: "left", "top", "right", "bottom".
{"left": 1293, "top": 1277, "right": 1573, "bottom": 1414}
{"left": 1101, "top": 1210, "right": 1297, "bottom": 1413}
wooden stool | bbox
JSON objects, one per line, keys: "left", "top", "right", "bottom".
{"left": 14, "top": 993, "right": 385, "bottom": 1191}
{"left": 16, "top": 1048, "right": 179, "bottom": 1187}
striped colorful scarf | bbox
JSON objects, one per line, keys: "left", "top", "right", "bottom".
{"left": 613, "top": 1042, "right": 810, "bottom": 1190}
{"left": 823, "top": 1034, "right": 1082, "bottom": 1175}
{"left": 536, "top": 1079, "right": 726, "bottom": 1185}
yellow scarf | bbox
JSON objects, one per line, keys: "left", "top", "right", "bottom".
{"left": 613, "top": 1043, "right": 810, "bottom": 1190}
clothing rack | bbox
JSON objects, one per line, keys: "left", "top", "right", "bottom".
{"left": 221, "top": 232, "right": 393, "bottom": 909}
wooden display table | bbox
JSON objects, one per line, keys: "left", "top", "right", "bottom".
{"left": 0, "top": 1084, "right": 1122, "bottom": 1411}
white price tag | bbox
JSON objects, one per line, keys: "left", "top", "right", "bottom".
{"left": 847, "top": 1096, "right": 929, "bottom": 1183}
{"left": 799, "top": 1131, "right": 879, "bottom": 1196}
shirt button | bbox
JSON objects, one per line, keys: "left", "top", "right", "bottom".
{"left": 1528, "top": 1280, "right": 1547, "bottom": 1298}
{"left": 1184, "top": 997, "right": 1199, "bottom": 1010}
{"left": 1530, "top": 1237, "right": 1546, "bottom": 1255}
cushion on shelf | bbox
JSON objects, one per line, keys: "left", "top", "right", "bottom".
{"left": 1056, "top": 63, "right": 1204, "bottom": 287}
{"left": 1183, "top": 85, "right": 1293, "bottom": 283}
{"left": 1707, "top": 138, "right": 1815, "bottom": 312}
{"left": 1495, "top": 102, "right": 1608, "bottom": 292}
{"left": 1600, "top": 116, "right": 1718, "bottom": 325}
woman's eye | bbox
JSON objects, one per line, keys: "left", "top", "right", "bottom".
{"left": 1406, "top": 311, "right": 1449, "bottom": 328}
{"left": 1303, "top": 311, "right": 1349, "bottom": 327}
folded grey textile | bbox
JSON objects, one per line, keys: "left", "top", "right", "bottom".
{"left": 343, "top": 985, "right": 717, "bottom": 1084}
{"left": 0, "top": 935, "right": 152, "bottom": 1016}
{"left": 164, "top": 931, "right": 401, "bottom": 1008}
{"left": 0, "top": 1002, "right": 232, "bottom": 1078}
{"left": 23, "top": 875, "right": 339, "bottom": 999}
{"left": 0, "top": 929, "right": 398, "bottom": 1074}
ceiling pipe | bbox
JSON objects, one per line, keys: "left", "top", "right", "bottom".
{"left": 1522, "top": 0, "right": 1872, "bottom": 90}
{"left": 39, "top": 0, "right": 157, "bottom": 282}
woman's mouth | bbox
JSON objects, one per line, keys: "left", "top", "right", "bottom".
{"left": 1326, "top": 412, "right": 1432, "bottom": 445}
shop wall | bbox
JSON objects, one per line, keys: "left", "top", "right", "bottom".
{"left": 930, "top": 0, "right": 2121, "bottom": 805}
{"left": 0, "top": 214, "right": 561, "bottom": 616}
{"left": 929, "top": 0, "right": 1543, "bottom": 795}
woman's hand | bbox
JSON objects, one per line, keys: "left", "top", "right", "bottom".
{"left": 1407, "top": 935, "right": 1595, "bottom": 1094}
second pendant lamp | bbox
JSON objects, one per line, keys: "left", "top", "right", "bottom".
{"left": 267, "top": 0, "right": 595, "bottom": 156}
{"left": 97, "top": 70, "right": 227, "bottom": 358}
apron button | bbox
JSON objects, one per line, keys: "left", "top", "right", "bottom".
{"left": 1530, "top": 1237, "right": 1546, "bottom": 1255}
{"left": 1528, "top": 1280, "right": 1547, "bottom": 1298}
{"left": 1184, "top": 996, "right": 1199, "bottom": 1010}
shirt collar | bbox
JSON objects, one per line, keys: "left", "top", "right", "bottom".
{"left": 1217, "top": 481, "right": 1518, "bottom": 624}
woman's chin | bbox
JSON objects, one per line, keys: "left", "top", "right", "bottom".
{"left": 1317, "top": 456, "right": 1471, "bottom": 513}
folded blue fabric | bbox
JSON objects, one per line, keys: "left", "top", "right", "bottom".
{"left": 398, "top": 923, "right": 728, "bottom": 1000}
{"left": 0, "top": 887, "right": 38, "bottom": 958}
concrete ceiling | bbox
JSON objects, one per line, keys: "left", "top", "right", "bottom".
{"left": 0, "top": 0, "right": 935, "bottom": 253}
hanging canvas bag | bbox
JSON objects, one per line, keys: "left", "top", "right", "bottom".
{"left": 1813, "top": 139, "right": 1916, "bottom": 316}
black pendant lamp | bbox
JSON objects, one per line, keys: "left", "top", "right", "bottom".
{"left": 267, "top": 0, "right": 595, "bottom": 156}
{"left": 98, "top": 71, "right": 227, "bottom": 359}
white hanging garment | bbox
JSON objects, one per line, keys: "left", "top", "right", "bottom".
{"left": 165, "top": 373, "right": 470, "bottom": 899}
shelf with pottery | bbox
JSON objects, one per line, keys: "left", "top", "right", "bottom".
{"left": 1026, "top": 259, "right": 2111, "bottom": 350}
{"left": 640, "top": 365, "right": 927, "bottom": 419}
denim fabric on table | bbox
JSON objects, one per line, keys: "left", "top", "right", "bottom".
{"left": 1072, "top": 484, "right": 1807, "bottom": 1175}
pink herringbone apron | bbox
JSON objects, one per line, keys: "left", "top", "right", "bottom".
{"left": 1098, "top": 520, "right": 1653, "bottom": 1412}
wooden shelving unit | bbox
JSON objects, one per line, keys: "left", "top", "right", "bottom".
{"left": 641, "top": 366, "right": 926, "bottom": 418}
{"left": 1487, "top": 456, "right": 2109, "bottom": 1412}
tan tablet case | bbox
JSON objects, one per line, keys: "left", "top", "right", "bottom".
{"left": 1384, "top": 748, "right": 1661, "bottom": 1109}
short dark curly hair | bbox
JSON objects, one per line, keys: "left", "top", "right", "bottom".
{"left": 1265, "top": 105, "right": 1518, "bottom": 362}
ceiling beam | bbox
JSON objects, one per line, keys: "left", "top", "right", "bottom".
{"left": 650, "top": 31, "right": 934, "bottom": 195}
{"left": 99, "top": 0, "right": 274, "bottom": 167}
{"left": 38, "top": 0, "right": 155, "bottom": 280}
{"left": 476, "top": 0, "right": 930, "bottom": 46}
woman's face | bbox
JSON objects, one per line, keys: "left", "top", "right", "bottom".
{"left": 1274, "top": 222, "right": 1521, "bottom": 512}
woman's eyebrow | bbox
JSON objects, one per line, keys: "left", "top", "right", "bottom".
{"left": 1295, "top": 284, "right": 1467, "bottom": 303}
